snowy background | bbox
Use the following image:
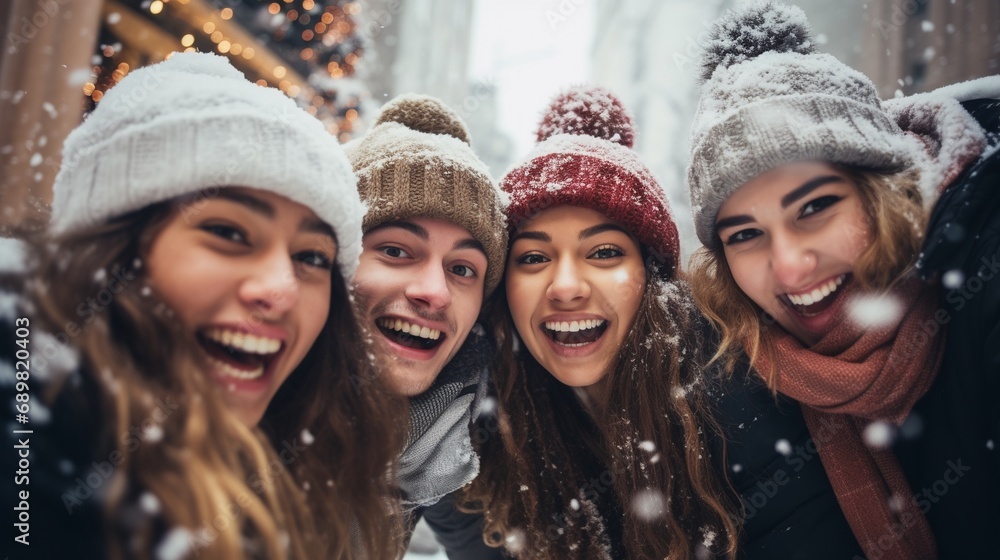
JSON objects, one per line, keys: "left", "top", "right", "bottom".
{"left": 353, "top": 0, "right": 999, "bottom": 265}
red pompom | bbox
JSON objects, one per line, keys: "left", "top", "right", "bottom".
{"left": 536, "top": 86, "right": 635, "bottom": 148}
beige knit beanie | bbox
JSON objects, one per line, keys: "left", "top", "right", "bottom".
{"left": 687, "top": 1, "right": 915, "bottom": 248}
{"left": 344, "top": 94, "right": 507, "bottom": 294}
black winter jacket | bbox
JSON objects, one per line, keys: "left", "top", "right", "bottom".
{"left": 895, "top": 97, "right": 1000, "bottom": 559}
{"left": 709, "top": 365, "right": 864, "bottom": 560}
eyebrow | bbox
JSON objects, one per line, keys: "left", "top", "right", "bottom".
{"left": 579, "top": 223, "right": 632, "bottom": 240}
{"left": 511, "top": 230, "right": 551, "bottom": 243}
{"left": 455, "top": 237, "right": 487, "bottom": 256}
{"left": 217, "top": 190, "right": 274, "bottom": 218}
{"left": 368, "top": 220, "right": 428, "bottom": 240}
{"left": 217, "top": 190, "right": 334, "bottom": 237}
{"left": 715, "top": 215, "right": 755, "bottom": 232}
{"left": 511, "top": 223, "right": 632, "bottom": 244}
{"left": 780, "top": 175, "right": 845, "bottom": 209}
{"left": 715, "top": 175, "right": 847, "bottom": 233}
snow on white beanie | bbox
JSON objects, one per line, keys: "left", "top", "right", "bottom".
{"left": 343, "top": 94, "right": 507, "bottom": 294}
{"left": 687, "top": 1, "right": 914, "bottom": 248}
{"left": 50, "top": 52, "right": 365, "bottom": 281}
{"left": 502, "top": 86, "right": 681, "bottom": 276}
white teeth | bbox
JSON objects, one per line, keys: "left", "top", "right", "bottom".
{"left": 544, "top": 319, "right": 607, "bottom": 332}
{"left": 204, "top": 328, "right": 281, "bottom": 355}
{"left": 787, "top": 275, "right": 847, "bottom": 306}
{"left": 377, "top": 318, "right": 441, "bottom": 341}
{"left": 209, "top": 357, "right": 264, "bottom": 380}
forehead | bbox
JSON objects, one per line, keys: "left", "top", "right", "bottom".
{"left": 516, "top": 205, "right": 614, "bottom": 231}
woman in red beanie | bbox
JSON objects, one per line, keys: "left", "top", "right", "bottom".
{"left": 464, "top": 85, "right": 866, "bottom": 559}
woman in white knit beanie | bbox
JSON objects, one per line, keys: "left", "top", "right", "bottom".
{"left": 686, "top": 2, "right": 1000, "bottom": 559}
{"left": 4, "top": 52, "right": 405, "bottom": 559}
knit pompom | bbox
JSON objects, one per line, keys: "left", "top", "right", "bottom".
{"left": 699, "top": 0, "right": 815, "bottom": 83}
{"left": 374, "top": 93, "right": 470, "bottom": 144}
{"left": 536, "top": 86, "right": 635, "bottom": 148}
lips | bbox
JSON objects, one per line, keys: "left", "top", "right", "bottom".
{"left": 197, "top": 327, "right": 284, "bottom": 381}
{"left": 376, "top": 317, "right": 445, "bottom": 350}
{"left": 542, "top": 319, "right": 608, "bottom": 347}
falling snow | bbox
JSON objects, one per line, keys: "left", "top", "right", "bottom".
{"left": 863, "top": 421, "right": 894, "bottom": 449}
{"left": 155, "top": 528, "right": 195, "bottom": 560}
{"left": 631, "top": 488, "right": 667, "bottom": 521}
{"left": 775, "top": 439, "right": 792, "bottom": 456}
{"left": 300, "top": 428, "right": 315, "bottom": 445}
{"left": 847, "top": 293, "right": 904, "bottom": 329}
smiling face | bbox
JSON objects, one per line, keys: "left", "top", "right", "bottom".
{"left": 146, "top": 187, "right": 337, "bottom": 426}
{"left": 353, "top": 218, "right": 487, "bottom": 397}
{"left": 506, "top": 205, "right": 646, "bottom": 397}
{"left": 715, "top": 161, "right": 873, "bottom": 346}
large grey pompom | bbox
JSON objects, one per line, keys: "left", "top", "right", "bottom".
{"left": 700, "top": 1, "right": 815, "bottom": 83}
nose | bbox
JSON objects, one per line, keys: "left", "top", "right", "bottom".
{"left": 238, "top": 248, "right": 301, "bottom": 318}
{"left": 770, "top": 231, "right": 818, "bottom": 290}
{"left": 404, "top": 261, "right": 452, "bottom": 311}
{"left": 546, "top": 257, "right": 590, "bottom": 304}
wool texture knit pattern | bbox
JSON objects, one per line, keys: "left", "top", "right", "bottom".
{"left": 343, "top": 94, "right": 508, "bottom": 294}
{"left": 686, "top": 0, "right": 916, "bottom": 248}
{"left": 502, "top": 86, "right": 680, "bottom": 275}
{"left": 50, "top": 51, "right": 365, "bottom": 281}
{"left": 396, "top": 324, "right": 492, "bottom": 508}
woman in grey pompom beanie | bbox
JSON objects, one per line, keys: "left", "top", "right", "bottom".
{"left": 686, "top": 2, "right": 1000, "bottom": 559}
{"left": 15, "top": 51, "right": 408, "bottom": 559}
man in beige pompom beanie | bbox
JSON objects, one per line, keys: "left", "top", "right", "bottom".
{"left": 343, "top": 94, "right": 505, "bottom": 558}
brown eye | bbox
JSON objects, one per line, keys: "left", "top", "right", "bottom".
{"left": 724, "top": 229, "right": 761, "bottom": 245}
{"left": 202, "top": 224, "right": 247, "bottom": 244}
{"left": 516, "top": 253, "right": 548, "bottom": 265}
{"left": 800, "top": 195, "right": 842, "bottom": 217}
{"left": 589, "top": 246, "right": 624, "bottom": 259}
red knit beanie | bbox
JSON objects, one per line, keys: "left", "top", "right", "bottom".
{"left": 501, "top": 86, "right": 680, "bottom": 276}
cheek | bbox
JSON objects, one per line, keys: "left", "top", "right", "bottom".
{"left": 505, "top": 272, "right": 539, "bottom": 333}
{"left": 726, "top": 257, "right": 771, "bottom": 310}
{"left": 610, "top": 265, "right": 645, "bottom": 322}
{"left": 299, "top": 284, "right": 331, "bottom": 345}
{"left": 843, "top": 218, "right": 874, "bottom": 261}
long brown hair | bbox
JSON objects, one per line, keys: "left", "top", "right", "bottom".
{"left": 689, "top": 165, "right": 925, "bottom": 382}
{"left": 26, "top": 201, "right": 406, "bottom": 560}
{"left": 465, "top": 260, "right": 738, "bottom": 559}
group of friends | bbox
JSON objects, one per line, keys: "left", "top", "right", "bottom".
{"left": 2, "top": 2, "right": 998, "bottom": 559}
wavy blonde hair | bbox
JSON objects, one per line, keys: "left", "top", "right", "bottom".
{"left": 28, "top": 202, "right": 406, "bottom": 560}
{"left": 689, "top": 165, "right": 925, "bottom": 384}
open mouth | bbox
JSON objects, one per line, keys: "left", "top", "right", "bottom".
{"left": 542, "top": 319, "right": 608, "bottom": 347}
{"left": 781, "top": 274, "right": 849, "bottom": 317}
{"left": 376, "top": 317, "right": 445, "bottom": 350}
{"left": 197, "top": 327, "right": 283, "bottom": 381}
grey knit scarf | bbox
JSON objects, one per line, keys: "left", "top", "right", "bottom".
{"left": 396, "top": 324, "right": 492, "bottom": 508}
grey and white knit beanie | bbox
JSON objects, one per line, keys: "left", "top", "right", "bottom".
{"left": 51, "top": 52, "right": 365, "bottom": 280}
{"left": 687, "top": 1, "right": 914, "bottom": 248}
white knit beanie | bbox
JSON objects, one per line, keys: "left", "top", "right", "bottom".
{"left": 687, "top": 1, "right": 914, "bottom": 248}
{"left": 50, "top": 52, "right": 365, "bottom": 280}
